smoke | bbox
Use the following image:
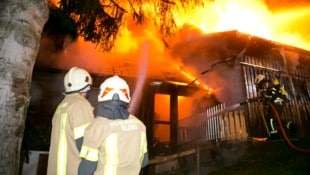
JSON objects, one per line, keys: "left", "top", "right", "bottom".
{"left": 278, "top": 48, "right": 301, "bottom": 71}
{"left": 36, "top": 17, "right": 180, "bottom": 80}
{"left": 34, "top": 0, "right": 309, "bottom": 106}
{"left": 164, "top": 0, "right": 309, "bottom": 104}
{"left": 167, "top": 25, "right": 246, "bottom": 105}
{"left": 36, "top": 0, "right": 310, "bottom": 73}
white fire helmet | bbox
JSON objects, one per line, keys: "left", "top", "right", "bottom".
{"left": 64, "top": 67, "right": 93, "bottom": 93}
{"left": 98, "top": 75, "right": 131, "bottom": 103}
{"left": 254, "top": 74, "right": 265, "bottom": 84}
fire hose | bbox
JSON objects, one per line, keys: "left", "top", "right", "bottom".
{"left": 267, "top": 102, "right": 310, "bottom": 154}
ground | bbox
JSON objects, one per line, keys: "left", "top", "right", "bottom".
{"left": 209, "top": 136, "right": 310, "bottom": 175}
{"left": 146, "top": 136, "right": 310, "bottom": 175}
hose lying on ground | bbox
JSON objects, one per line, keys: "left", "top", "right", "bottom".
{"left": 268, "top": 102, "right": 310, "bottom": 154}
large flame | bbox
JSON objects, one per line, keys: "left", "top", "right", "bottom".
{"left": 174, "top": 0, "right": 310, "bottom": 50}
{"left": 167, "top": 0, "right": 310, "bottom": 91}
{"left": 40, "top": 0, "right": 310, "bottom": 87}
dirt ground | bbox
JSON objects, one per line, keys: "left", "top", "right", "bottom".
{"left": 208, "top": 136, "right": 310, "bottom": 175}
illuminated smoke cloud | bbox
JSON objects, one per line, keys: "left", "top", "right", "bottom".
{"left": 34, "top": 0, "right": 310, "bottom": 106}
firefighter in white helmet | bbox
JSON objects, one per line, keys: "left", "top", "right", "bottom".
{"left": 47, "top": 67, "right": 95, "bottom": 175}
{"left": 78, "top": 75, "right": 148, "bottom": 175}
{"left": 254, "top": 74, "right": 297, "bottom": 139}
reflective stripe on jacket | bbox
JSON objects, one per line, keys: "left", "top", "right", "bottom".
{"left": 47, "top": 94, "right": 94, "bottom": 175}
{"left": 80, "top": 115, "right": 148, "bottom": 175}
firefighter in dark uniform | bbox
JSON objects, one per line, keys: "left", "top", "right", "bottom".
{"left": 254, "top": 74, "right": 297, "bottom": 139}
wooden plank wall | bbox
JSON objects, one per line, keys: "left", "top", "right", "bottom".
{"left": 241, "top": 54, "right": 310, "bottom": 137}
{"left": 178, "top": 104, "right": 248, "bottom": 144}
{"left": 178, "top": 52, "right": 310, "bottom": 144}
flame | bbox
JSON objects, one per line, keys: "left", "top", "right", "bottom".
{"left": 174, "top": 0, "right": 310, "bottom": 51}
{"left": 180, "top": 69, "right": 213, "bottom": 94}
{"left": 40, "top": 0, "right": 310, "bottom": 88}
{"left": 161, "top": 0, "right": 310, "bottom": 92}
{"left": 48, "top": 0, "right": 310, "bottom": 51}
{"left": 215, "top": 1, "right": 271, "bottom": 38}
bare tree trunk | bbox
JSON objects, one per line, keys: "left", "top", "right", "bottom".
{"left": 0, "top": 0, "right": 48, "bottom": 174}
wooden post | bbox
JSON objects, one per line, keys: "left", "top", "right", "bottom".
{"left": 170, "top": 86, "right": 178, "bottom": 147}
{"left": 234, "top": 111, "right": 241, "bottom": 140}
{"left": 239, "top": 110, "right": 248, "bottom": 140}
{"left": 229, "top": 112, "right": 236, "bottom": 139}
{"left": 224, "top": 112, "right": 230, "bottom": 139}
{"left": 196, "top": 143, "right": 200, "bottom": 175}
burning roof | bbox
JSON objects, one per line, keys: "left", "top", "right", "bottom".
{"left": 35, "top": 29, "right": 310, "bottom": 84}
{"left": 35, "top": 1, "right": 310, "bottom": 90}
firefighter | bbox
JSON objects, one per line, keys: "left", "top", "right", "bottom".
{"left": 254, "top": 74, "right": 297, "bottom": 139}
{"left": 78, "top": 75, "right": 148, "bottom": 175}
{"left": 47, "top": 67, "right": 95, "bottom": 175}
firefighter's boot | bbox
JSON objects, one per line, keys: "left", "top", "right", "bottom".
{"left": 286, "top": 121, "right": 298, "bottom": 138}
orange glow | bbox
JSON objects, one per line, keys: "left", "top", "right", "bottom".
{"left": 154, "top": 94, "right": 170, "bottom": 142}
{"left": 178, "top": 96, "right": 193, "bottom": 120}
{"left": 180, "top": 69, "right": 213, "bottom": 94}
{"left": 174, "top": 0, "right": 310, "bottom": 51}
{"left": 40, "top": 0, "right": 310, "bottom": 87}
{"left": 153, "top": 94, "right": 195, "bottom": 142}
{"left": 180, "top": 70, "right": 199, "bottom": 85}
{"left": 50, "top": 0, "right": 60, "bottom": 7}
{"left": 48, "top": 0, "right": 310, "bottom": 52}
{"left": 154, "top": 94, "right": 170, "bottom": 122}
{"left": 252, "top": 137, "right": 268, "bottom": 142}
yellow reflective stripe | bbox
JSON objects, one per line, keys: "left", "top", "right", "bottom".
{"left": 80, "top": 145, "right": 99, "bottom": 161}
{"left": 104, "top": 133, "right": 118, "bottom": 175}
{"left": 140, "top": 132, "right": 147, "bottom": 164}
{"left": 74, "top": 123, "right": 90, "bottom": 139}
{"left": 57, "top": 113, "right": 68, "bottom": 175}
{"left": 280, "top": 87, "right": 288, "bottom": 95}
{"left": 55, "top": 103, "right": 68, "bottom": 115}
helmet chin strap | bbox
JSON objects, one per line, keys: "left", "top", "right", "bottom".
{"left": 65, "top": 84, "right": 90, "bottom": 94}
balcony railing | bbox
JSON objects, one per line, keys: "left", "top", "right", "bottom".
{"left": 178, "top": 103, "right": 248, "bottom": 145}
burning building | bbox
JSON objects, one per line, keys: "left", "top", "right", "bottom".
{"left": 23, "top": 29, "right": 310, "bottom": 174}
{"left": 135, "top": 30, "right": 310, "bottom": 149}
{"left": 190, "top": 31, "right": 309, "bottom": 136}
{"left": 138, "top": 30, "right": 310, "bottom": 173}
{"left": 21, "top": 0, "right": 310, "bottom": 174}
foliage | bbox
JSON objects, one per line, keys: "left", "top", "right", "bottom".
{"left": 47, "top": 0, "right": 207, "bottom": 51}
{"left": 43, "top": 5, "right": 78, "bottom": 51}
